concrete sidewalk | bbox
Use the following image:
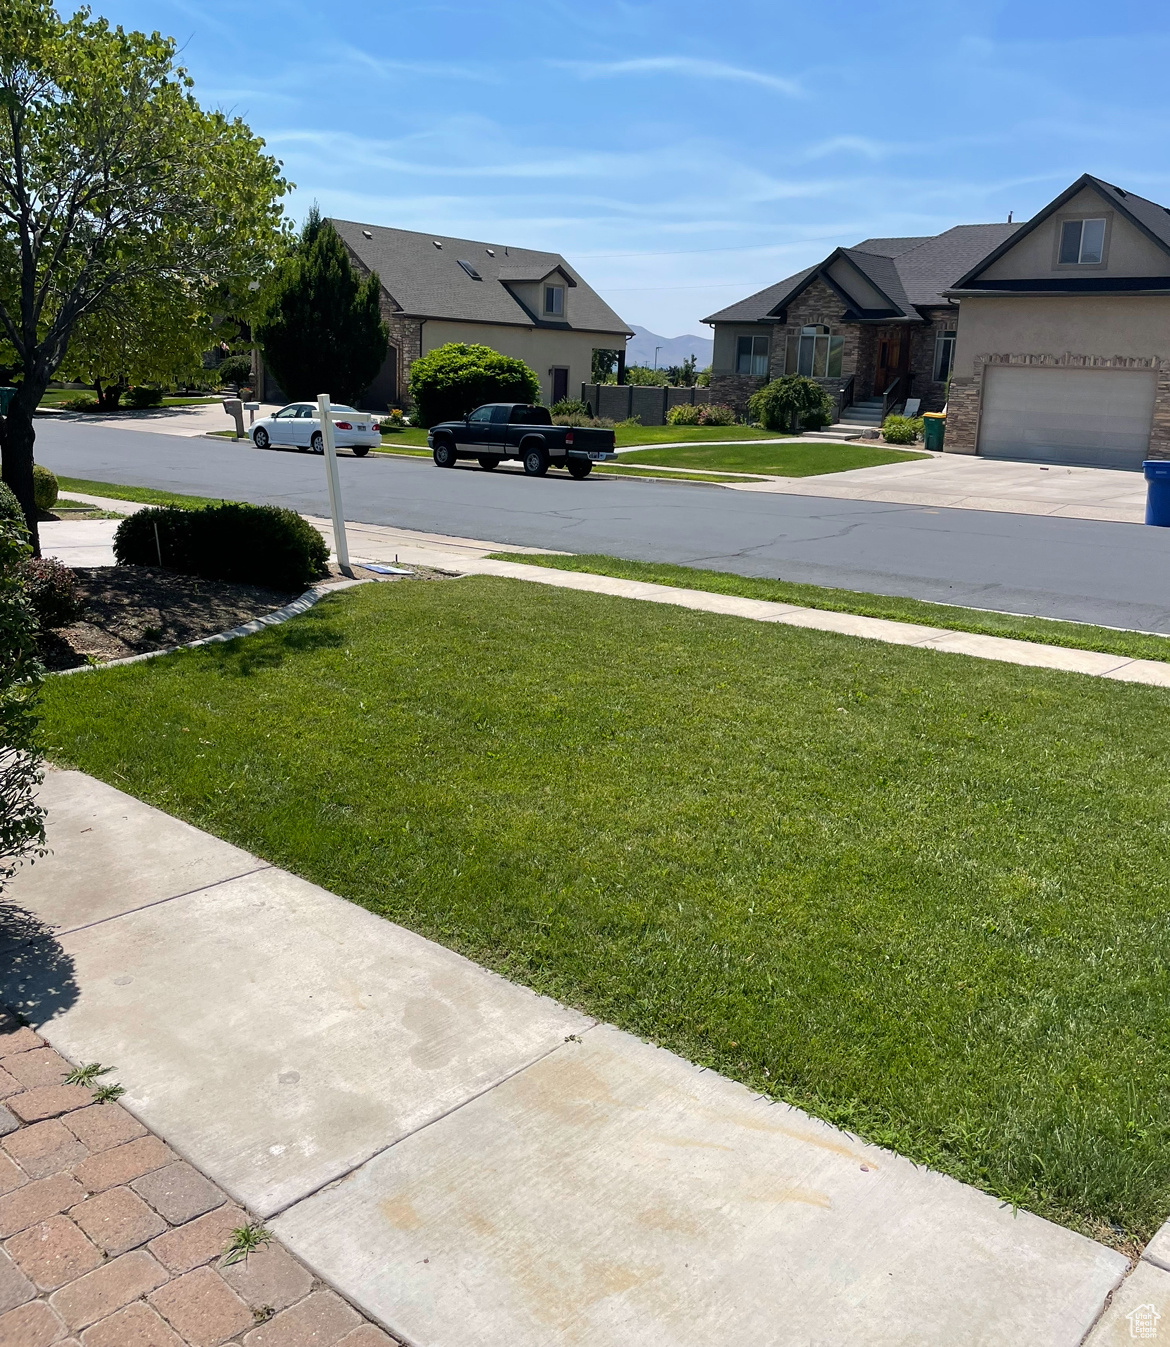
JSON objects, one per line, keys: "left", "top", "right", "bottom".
{"left": 0, "top": 769, "right": 1145, "bottom": 1345}
{"left": 36, "top": 401, "right": 278, "bottom": 439}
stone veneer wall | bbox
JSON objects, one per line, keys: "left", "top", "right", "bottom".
{"left": 707, "top": 373, "right": 766, "bottom": 415}
{"left": 909, "top": 310, "right": 958, "bottom": 413}
{"left": 944, "top": 352, "right": 1170, "bottom": 457}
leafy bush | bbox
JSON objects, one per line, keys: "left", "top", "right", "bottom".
{"left": 408, "top": 343, "right": 541, "bottom": 428}
{"left": 0, "top": 483, "right": 24, "bottom": 529}
{"left": 666, "top": 403, "right": 701, "bottom": 426}
{"left": 551, "top": 398, "right": 589, "bottom": 419}
{"left": 698, "top": 403, "right": 737, "bottom": 426}
{"left": 748, "top": 376, "right": 834, "bottom": 433}
{"left": 114, "top": 502, "right": 329, "bottom": 592}
{"left": 616, "top": 416, "right": 642, "bottom": 428}
{"left": 0, "top": 487, "right": 44, "bottom": 887}
{"left": 696, "top": 369, "right": 711, "bottom": 387}
{"left": 22, "top": 557, "right": 82, "bottom": 628}
{"left": 32, "top": 465, "right": 58, "bottom": 512}
{"left": 125, "top": 386, "right": 164, "bottom": 408}
{"left": 215, "top": 354, "right": 254, "bottom": 387}
{"left": 882, "top": 414, "right": 924, "bottom": 444}
{"left": 61, "top": 396, "right": 100, "bottom": 412}
{"left": 623, "top": 366, "right": 670, "bottom": 386}
{"left": 555, "top": 412, "right": 615, "bottom": 428}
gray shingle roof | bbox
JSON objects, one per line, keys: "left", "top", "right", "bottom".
{"left": 703, "top": 223, "right": 1022, "bottom": 325}
{"left": 330, "top": 220, "right": 632, "bottom": 336}
{"left": 1094, "top": 178, "right": 1170, "bottom": 251}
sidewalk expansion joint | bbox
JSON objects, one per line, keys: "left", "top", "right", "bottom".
{"left": 3, "top": 862, "right": 273, "bottom": 949}
{"left": 265, "top": 1022, "right": 601, "bottom": 1222}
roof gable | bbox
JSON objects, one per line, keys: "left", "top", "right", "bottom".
{"left": 953, "top": 176, "right": 1170, "bottom": 289}
{"left": 330, "top": 220, "right": 631, "bottom": 336}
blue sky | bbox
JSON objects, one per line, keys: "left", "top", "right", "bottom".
{"left": 94, "top": 0, "right": 1170, "bottom": 336}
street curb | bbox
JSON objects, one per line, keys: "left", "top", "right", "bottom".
{"left": 50, "top": 578, "right": 369, "bottom": 676}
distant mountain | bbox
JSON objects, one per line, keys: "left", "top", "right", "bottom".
{"left": 626, "top": 326, "right": 713, "bottom": 370}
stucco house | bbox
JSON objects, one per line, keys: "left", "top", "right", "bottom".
{"left": 320, "top": 223, "right": 632, "bottom": 411}
{"left": 943, "top": 175, "right": 1170, "bottom": 468}
{"left": 702, "top": 223, "right": 1018, "bottom": 426}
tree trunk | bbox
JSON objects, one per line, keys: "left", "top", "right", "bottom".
{"left": 0, "top": 386, "right": 44, "bottom": 556}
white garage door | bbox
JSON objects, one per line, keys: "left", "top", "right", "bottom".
{"left": 978, "top": 366, "right": 1156, "bottom": 470}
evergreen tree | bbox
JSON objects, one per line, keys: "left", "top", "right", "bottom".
{"left": 255, "top": 209, "right": 388, "bottom": 404}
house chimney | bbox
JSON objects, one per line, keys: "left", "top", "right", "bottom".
{"left": 1007, "top": 211, "right": 1013, "bottom": 224}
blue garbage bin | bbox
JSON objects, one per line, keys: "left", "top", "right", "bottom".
{"left": 1145, "top": 461, "right": 1170, "bottom": 526}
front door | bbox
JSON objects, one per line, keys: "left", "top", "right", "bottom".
{"left": 551, "top": 368, "right": 569, "bottom": 404}
{"left": 874, "top": 332, "right": 909, "bottom": 397}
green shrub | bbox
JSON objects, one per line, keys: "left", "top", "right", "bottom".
{"left": 666, "top": 403, "right": 702, "bottom": 426}
{"left": 22, "top": 557, "right": 82, "bottom": 628}
{"left": 0, "top": 496, "right": 44, "bottom": 886}
{"left": 551, "top": 398, "right": 589, "bottom": 419}
{"left": 215, "top": 354, "right": 254, "bottom": 388}
{"left": 114, "top": 503, "right": 329, "bottom": 592}
{"left": 125, "top": 386, "right": 165, "bottom": 409}
{"left": 0, "top": 482, "right": 26, "bottom": 530}
{"left": 555, "top": 412, "right": 615, "bottom": 428}
{"left": 748, "top": 377, "right": 834, "bottom": 432}
{"left": 32, "top": 465, "right": 58, "bottom": 513}
{"left": 623, "top": 366, "right": 670, "bottom": 386}
{"left": 408, "top": 343, "right": 541, "bottom": 428}
{"left": 882, "top": 414, "right": 924, "bottom": 444}
{"left": 61, "top": 396, "right": 100, "bottom": 412}
{"left": 698, "top": 403, "right": 737, "bottom": 426}
{"left": 616, "top": 416, "right": 642, "bottom": 428}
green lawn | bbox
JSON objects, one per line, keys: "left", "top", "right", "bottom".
{"left": 38, "top": 389, "right": 219, "bottom": 410}
{"left": 39, "top": 576, "right": 1170, "bottom": 1247}
{"left": 497, "top": 553, "right": 1170, "bottom": 666}
{"left": 618, "top": 441, "right": 926, "bottom": 475}
{"left": 56, "top": 477, "right": 235, "bottom": 511}
{"left": 380, "top": 428, "right": 430, "bottom": 447}
{"left": 595, "top": 465, "right": 768, "bottom": 484}
{"left": 380, "top": 425, "right": 865, "bottom": 454}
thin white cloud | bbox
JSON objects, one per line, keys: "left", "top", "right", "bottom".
{"left": 554, "top": 56, "right": 801, "bottom": 96}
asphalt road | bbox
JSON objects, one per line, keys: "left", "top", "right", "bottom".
{"left": 32, "top": 419, "right": 1170, "bottom": 632}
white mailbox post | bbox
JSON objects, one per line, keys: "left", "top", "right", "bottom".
{"left": 317, "top": 393, "right": 352, "bottom": 576}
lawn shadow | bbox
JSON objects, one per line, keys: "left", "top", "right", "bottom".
{"left": 199, "top": 612, "right": 347, "bottom": 677}
{"left": 0, "top": 901, "right": 80, "bottom": 1028}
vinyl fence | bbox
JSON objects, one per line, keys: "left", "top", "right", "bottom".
{"left": 579, "top": 383, "right": 710, "bottom": 426}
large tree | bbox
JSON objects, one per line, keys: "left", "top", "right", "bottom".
{"left": 0, "top": 0, "right": 290, "bottom": 551}
{"left": 254, "top": 208, "right": 388, "bottom": 405}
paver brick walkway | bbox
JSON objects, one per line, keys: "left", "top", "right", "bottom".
{"left": 0, "top": 1012, "right": 397, "bottom": 1347}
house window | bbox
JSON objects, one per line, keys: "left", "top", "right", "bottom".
{"left": 735, "top": 334, "right": 769, "bottom": 376}
{"left": 1058, "top": 218, "right": 1106, "bottom": 265}
{"left": 787, "top": 326, "right": 844, "bottom": 379}
{"left": 544, "top": 284, "right": 565, "bottom": 316}
{"left": 933, "top": 330, "right": 956, "bottom": 382}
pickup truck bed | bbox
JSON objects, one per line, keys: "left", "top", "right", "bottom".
{"left": 427, "top": 403, "right": 617, "bottom": 478}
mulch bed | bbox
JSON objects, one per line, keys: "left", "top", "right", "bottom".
{"left": 39, "top": 567, "right": 299, "bottom": 671}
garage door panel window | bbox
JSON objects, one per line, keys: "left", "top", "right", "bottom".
{"left": 1058, "top": 218, "right": 1106, "bottom": 265}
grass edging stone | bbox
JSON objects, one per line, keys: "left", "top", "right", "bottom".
{"left": 492, "top": 552, "right": 1170, "bottom": 666}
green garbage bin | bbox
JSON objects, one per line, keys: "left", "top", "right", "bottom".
{"left": 921, "top": 412, "right": 945, "bottom": 451}
{"left": 0, "top": 387, "right": 16, "bottom": 417}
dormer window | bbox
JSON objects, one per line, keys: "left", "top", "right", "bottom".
{"left": 544, "top": 284, "right": 564, "bottom": 316}
{"left": 1059, "top": 218, "right": 1106, "bottom": 265}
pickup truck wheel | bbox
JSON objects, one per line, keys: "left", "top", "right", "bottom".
{"left": 432, "top": 439, "right": 457, "bottom": 468}
{"left": 477, "top": 455, "right": 500, "bottom": 471}
{"left": 522, "top": 444, "right": 550, "bottom": 476}
{"left": 566, "top": 458, "right": 592, "bottom": 479}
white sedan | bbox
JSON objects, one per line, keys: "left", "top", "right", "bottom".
{"left": 250, "top": 403, "right": 381, "bottom": 456}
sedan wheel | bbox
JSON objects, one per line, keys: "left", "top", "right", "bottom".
{"left": 477, "top": 455, "right": 501, "bottom": 471}
{"left": 352, "top": 446, "right": 370, "bottom": 458}
{"left": 310, "top": 431, "right": 324, "bottom": 453}
{"left": 253, "top": 427, "right": 270, "bottom": 449}
{"left": 567, "top": 458, "right": 592, "bottom": 479}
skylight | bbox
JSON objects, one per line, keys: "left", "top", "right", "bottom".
{"left": 457, "top": 259, "right": 482, "bottom": 280}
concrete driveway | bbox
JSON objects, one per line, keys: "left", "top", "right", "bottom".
{"left": 730, "top": 452, "right": 1148, "bottom": 523}
{"left": 37, "top": 400, "right": 281, "bottom": 440}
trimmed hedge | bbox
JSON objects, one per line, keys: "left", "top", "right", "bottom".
{"left": 114, "top": 502, "right": 329, "bottom": 592}
{"left": 0, "top": 482, "right": 25, "bottom": 529}
{"left": 33, "top": 465, "right": 58, "bottom": 512}
{"left": 408, "top": 343, "right": 541, "bottom": 428}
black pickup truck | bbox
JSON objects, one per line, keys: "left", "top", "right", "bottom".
{"left": 427, "top": 404, "right": 617, "bottom": 478}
